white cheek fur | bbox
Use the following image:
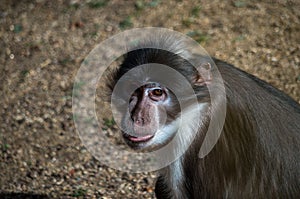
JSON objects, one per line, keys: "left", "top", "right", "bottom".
{"left": 150, "top": 102, "right": 209, "bottom": 148}
{"left": 150, "top": 122, "right": 179, "bottom": 146}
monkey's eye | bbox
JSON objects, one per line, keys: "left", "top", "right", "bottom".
{"left": 152, "top": 89, "right": 163, "bottom": 96}
{"left": 149, "top": 88, "right": 165, "bottom": 101}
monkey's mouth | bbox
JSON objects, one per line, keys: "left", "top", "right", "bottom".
{"left": 123, "top": 133, "right": 154, "bottom": 143}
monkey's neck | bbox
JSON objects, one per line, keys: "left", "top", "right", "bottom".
{"left": 159, "top": 103, "right": 211, "bottom": 198}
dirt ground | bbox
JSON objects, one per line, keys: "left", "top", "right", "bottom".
{"left": 0, "top": 0, "right": 299, "bottom": 198}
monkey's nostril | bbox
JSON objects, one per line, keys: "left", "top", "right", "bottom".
{"left": 131, "top": 115, "right": 144, "bottom": 125}
{"left": 135, "top": 117, "right": 144, "bottom": 125}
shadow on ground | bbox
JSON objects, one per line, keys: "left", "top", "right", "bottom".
{"left": 0, "top": 192, "right": 49, "bottom": 199}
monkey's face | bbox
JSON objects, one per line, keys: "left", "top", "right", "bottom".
{"left": 121, "top": 82, "right": 180, "bottom": 151}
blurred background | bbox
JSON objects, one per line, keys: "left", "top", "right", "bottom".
{"left": 0, "top": 0, "right": 299, "bottom": 198}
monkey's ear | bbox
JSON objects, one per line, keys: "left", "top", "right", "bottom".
{"left": 193, "top": 62, "right": 212, "bottom": 86}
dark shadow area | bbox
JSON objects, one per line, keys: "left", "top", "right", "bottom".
{"left": 0, "top": 192, "right": 50, "bottom": 199}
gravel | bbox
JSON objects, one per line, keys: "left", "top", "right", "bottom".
{"left": 0, "top": 0, "right": 299, "bottom": 198}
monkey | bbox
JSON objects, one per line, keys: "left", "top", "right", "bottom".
{"left": 108, "top": 36, "right": 300, "bottom": 198}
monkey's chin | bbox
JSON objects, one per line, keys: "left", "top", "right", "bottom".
{"left": 122, "top": 133, "right": 155, "bottom": 151}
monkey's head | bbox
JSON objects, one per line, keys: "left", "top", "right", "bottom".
{"left": 109, "top": 48, "right": 212, "bottom": 152}
{"left": 121, "top": 81, "right": 180, "bottom": 151}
